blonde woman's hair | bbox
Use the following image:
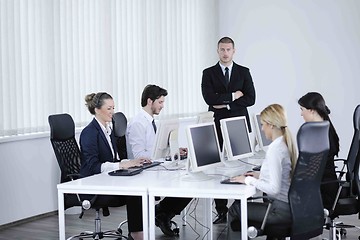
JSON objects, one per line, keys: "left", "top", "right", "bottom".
{"left": 260, "top": 104, "right": 297, "bottom": 172}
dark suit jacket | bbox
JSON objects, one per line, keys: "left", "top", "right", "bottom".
{"left": 80, "top": 118, "right": 118, "bottom": 177}
{"left": 201, "top": 62, "right": 256, "bottom": 132}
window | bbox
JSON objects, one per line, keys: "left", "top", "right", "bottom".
{"left": 0, "top": 0, "right": 218, "bottom": 138}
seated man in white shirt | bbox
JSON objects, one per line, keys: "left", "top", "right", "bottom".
{"left": 126, "top": 84, "right": 191, "bottom": 237}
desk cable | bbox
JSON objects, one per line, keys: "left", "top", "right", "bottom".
{"left": 238, "top": 159, "right": 259, "bottom": 167}
{"left": 181, "top": 198, "right": 211, "bottom": 240}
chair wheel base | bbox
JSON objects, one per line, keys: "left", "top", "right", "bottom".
{"left": 67, "top": 230, "right": 124, "bottom": 240}
{"left": 336, "top": 223, "right": 355, "bottom": 229}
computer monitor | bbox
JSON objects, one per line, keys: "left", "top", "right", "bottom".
{"left": 220, "top": 116, "right": 254, "bottom": 170}
{"left": 152, "top": 118, "right": 180, "bottom": 161}
{"left": 219, "top": 116, "right": 254, "bottom": 168}
{"left": 183, "top": 122, "right": 223, "bottom": 181}
{"left": 253, "top": 113, "right": 272, "bottom": 152}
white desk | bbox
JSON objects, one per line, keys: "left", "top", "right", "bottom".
{"left": 57, "top": 168, "right": 256, "bottom": 240}
{"left": 57, "top": 173, "right": 149, "bottom": 240}
{"left": 147, "top": 170, "right": 256, "bottom": 240}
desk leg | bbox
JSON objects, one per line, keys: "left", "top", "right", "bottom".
{"left": 240, "top": 197, "right": 248, "bottom": 240}
{"left": 181, "top": 208, "right": 187, "bottom": 226}
{"left": 204, "top": 198, "right": 213, "bottom": 240}
{"left": 142, "top": 193, "right": 149, "bottom": 240}
{"left": 148, "top": 193, "right": 155, "bottom": 240}
{"left": 58, "top": 190, "right": 65, "bottom": 240}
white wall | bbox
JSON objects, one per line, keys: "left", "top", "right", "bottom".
{"left": 219, "top": 0, "right": 360, "bottom": 158}
{"left": 0, "top": 136, "right": 59, "bottom": 225}
{"left": 1, "top": 0, "right": 360, "bottom": 226}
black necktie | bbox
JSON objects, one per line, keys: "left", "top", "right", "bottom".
{"left": 152, "top": 119, "right": 157, "bottom": 133}
{"left": 225, "top": 67, "right": 229, "bottom": 83}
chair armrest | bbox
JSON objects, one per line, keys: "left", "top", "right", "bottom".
{"left": 334, "top": 158, "right": 347, "bottom": 175}
{"left": 247, "top": 195, "right": 275, "bottom": 238}
{"left": 322, "top": 179, "right": 348, "bottom": 187}
{"left": 64, "top": 173, "right": 101, "bottom": 219}
{"left": 335, "top": 170, "right": 345, "bottom": 174}
{"left": 248, "top": 195, "right": 274, "bottom": 203}
{"left": 327, "top": 179, "right": 353, "bottom": 214}
{"left": 334, "top": 158, "right": 346, "bottom": 163}
{"left": 64, "top": 174, "right": 109, "bottom": 218}
{"left": 321, "top": 179, "right": 340, "bottom": 185}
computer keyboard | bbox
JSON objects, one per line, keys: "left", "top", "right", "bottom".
{"left": 128, "top": 161, "right": 162, "bottom": 170}
{"left": 220, "top": 178, "right": 244, "bottom": 185}
{"left": 108, "top": 168, "right": 143, "bottom": 176}
{"left": 141, "top": 161, "right": 161, "bottom": 169}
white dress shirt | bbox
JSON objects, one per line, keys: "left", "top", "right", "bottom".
{"left": 126, "top": 109, "right": 156, "bottom": 159}
{"left": 219, "top": 62, "right": 233, "bottom": 79}
{"left": 219, "top": 62, "right": 236, "bottom": 104}
{"left": 244, "top": 136, "right": 291, "bottom": 203}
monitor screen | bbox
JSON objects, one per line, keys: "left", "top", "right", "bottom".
{"left": 220, "top": 116, "right": 254, "bottom": 162}
{"left": 185, "top": 122, "right": 222, "bottom": 180}
{"left": 152, "top": 118, "right": 179, "bottom": 161}
{"left": 254, "top": 113, "right": 272, "bottom": 151}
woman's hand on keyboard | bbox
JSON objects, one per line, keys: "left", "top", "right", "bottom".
{"left": 120, "top": 157, "right": 151, "bottom": 169}
{"left": 230, "top": 175, "right": 246, "bottom": 184}
{"left": 244, "top": 171, "right": 260, "bottom": 179}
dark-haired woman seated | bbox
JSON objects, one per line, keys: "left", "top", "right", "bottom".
{"left": 298, "top": 92, "right": 339, "bottom": 210}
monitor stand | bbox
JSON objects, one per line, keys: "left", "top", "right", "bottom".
{"left": 253, "top": 149, "right": 266, "bottom": 159}
{"left": 161, "top": 130, "right": 183, "bottom": 170}
{"left": 216, "top": 160, "right": 246, "bottom": 176}
{"left": 181, "top": 157, "right": 213, "bottom": 181}
{"left": 169, "top": 129, "right": 180, "bottom": 162}
{"left": 217, "top": 149, "right": 247, "bottom": 172}
{"left": 253, "top": 143, "right": 267, "bottom": 159}
{"left": 163, "top": 159, "right": 186, "bottom": 170}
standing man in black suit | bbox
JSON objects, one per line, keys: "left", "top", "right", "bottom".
{"left": 201, "top": 36, "right": 256, "bottom": 224}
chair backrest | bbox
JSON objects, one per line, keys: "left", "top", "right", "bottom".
{"left": 345, "top": 105, "right": 360, "bottom": 183}
{"left": 354, "top": 150, "right": 360, "bottom": 202}
{"left": 289, "top": 121, "right": 330, "bottom": 240}
{"left": 351, "top": 119, "right": 360, "bottom": 210}
{"left": 112, "top": 112, "right": 128, "bottom": 160}
{"left": 48, "top": 113, "right": 82, "bottom": 183}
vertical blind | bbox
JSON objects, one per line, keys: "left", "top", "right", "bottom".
{"left": 0, "top": 0, "right": 218, "bottom": 138}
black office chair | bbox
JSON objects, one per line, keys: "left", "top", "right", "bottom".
{"left": 49, "top": 113, "right": 125, "bottom": 239}
{"left": 247, "top": 121, "right": 330, "bottom": 240}
{"left": 325, "top": 105, "right": 360, "bottom": 240}
{"left": 112, "top": 112, "right": 128, "bottom": 160}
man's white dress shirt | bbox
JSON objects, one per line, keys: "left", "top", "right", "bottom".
{"left": 126, "top": 109, "right": 156, "bottom": 159}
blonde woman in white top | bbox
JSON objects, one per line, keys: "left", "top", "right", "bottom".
{"left": 228, "top": 104, "right": 297, "bottom": 232}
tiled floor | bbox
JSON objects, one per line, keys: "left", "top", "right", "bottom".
{"left": 0, "top": 199, "right": 359, "bottom": 239}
